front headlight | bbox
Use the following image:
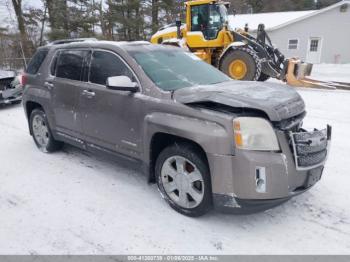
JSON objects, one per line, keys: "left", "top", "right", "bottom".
{"left": 233, "top": 117, "right": 280, "bottom": 151}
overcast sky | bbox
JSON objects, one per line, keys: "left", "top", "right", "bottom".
{"left": 0, "top": 0, "right": 44, "bottom": 30}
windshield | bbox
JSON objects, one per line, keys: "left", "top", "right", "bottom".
{"left": 129, "top": 48, "right": 231, "bottom": 91}
{"left": 191, "top": 4, "right": 229, "bottom": 40}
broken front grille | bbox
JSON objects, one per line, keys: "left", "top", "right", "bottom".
{"left": 0, "top": 77, "right": 14, "bottom": 91}
{"left": 289, "top": 126, "right": 331, "bottom": 170}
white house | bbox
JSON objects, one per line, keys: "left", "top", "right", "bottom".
{"left": 229, "top": 0, "right": 350, "bottom": 64}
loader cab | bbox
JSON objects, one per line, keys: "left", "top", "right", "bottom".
{"left": 187, "top": 1, "right": 229, "bottom": 40}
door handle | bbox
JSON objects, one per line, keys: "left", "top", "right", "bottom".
{"left": 44, "top": 81, "right": 54, "bottom": 89}
{"left": 82, "top": 89, "right": 95, "bottom": 98}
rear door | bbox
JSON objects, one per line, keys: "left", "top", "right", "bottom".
{"left": 79, "top": 50, "right": 143, "bottom": 157}
{"left": 49, "top": 49, "right": 90, "bottom": 139}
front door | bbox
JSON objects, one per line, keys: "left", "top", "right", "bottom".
{"left": 79, "top": 50, "right": 143, "bottom": 157}
{"left": 306, "top": 37, "right": 322, "bottom": 63}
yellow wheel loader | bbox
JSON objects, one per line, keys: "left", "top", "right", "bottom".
{"left": 150, "top": 0, "right": 350, "bottom": 89}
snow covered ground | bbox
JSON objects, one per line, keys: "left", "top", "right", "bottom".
{"left": 0, "top": 65, "right": 350, "bottom": 255}
{"left": 309, "top": 64, "right": 350, "bottom": 83}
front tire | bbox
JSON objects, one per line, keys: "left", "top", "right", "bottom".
{"left": 29, "top": 108, "right": 63, "bottom": 153}
{"left": 220, "top": 47, "right": 261, "bottom": 81}
{"left": 155, "top": 143, "right": 212, "bottom": 217}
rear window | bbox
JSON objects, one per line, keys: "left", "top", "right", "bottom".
{"left": 26, "top": 49, "right": 49, "bottom": 75}
{"left": 56, "top": 50, "right": 89, "bottom": 81}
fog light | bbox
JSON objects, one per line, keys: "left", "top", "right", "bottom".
{"left": 255, "top": 167, "right": 266, "bottom": 193}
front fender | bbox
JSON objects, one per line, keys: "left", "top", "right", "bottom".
{"left": 143, "top": 112, "right": 233, "bottom": 164}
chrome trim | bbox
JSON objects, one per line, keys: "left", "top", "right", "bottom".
{"left": 289, "top": 126, "right": 331, "bottom": 171}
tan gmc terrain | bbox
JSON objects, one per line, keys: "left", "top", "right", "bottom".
{"left": 22, "top": 40, "right": 332, "bottom": 217}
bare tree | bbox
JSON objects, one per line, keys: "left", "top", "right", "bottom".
{"left": 11, "top": 0, "right": 31, "bottom": 57}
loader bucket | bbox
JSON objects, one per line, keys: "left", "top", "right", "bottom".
{"left": 286, "top": 59, "right": 350, "bottom": 90}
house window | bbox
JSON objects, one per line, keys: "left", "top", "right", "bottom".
{"left": 310, "top": 39, "right": 319, "bottom": 52}
{"left": 288, "top": 39, "right": 298, "bottom": 50}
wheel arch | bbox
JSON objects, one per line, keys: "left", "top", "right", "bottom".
{"left": 219, "top": 41, "right": 247, "bottom": 64}
{"left": 25, "top": 101, "right": 43, "bottom": 119}
{"left": 148, "top": 132, "right": 210, "bottom": 184}
{"left": 143, "top": 112, "right": 232, "bottom": 184}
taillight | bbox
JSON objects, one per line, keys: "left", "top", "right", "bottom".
{"left": 19, "top": 74, "right": 27, "bottom": 87}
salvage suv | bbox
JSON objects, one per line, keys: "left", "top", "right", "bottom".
{"left": 22, "top": 40, "right": 331, "bottom": 217}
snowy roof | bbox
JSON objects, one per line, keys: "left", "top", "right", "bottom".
{"left": 228, "top": 10, "right": 315, "bottom": 31}
{"left": 229, "top": 0, "right": 350, "bottom": 32}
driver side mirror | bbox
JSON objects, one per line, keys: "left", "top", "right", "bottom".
{"left": 106, "top": 76, "right": 139, "bottom": 92}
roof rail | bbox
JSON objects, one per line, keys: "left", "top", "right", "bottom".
{"left": 49, "top": 38, "right": 98, "bottom": 45}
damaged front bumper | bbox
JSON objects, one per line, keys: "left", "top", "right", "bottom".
{"left": 0, "top": 86, "right": 22, "bottom": 104}
{"left": 0, "top": 76, "right": 22, "bottom": 105}
{"left": 208, "top": 125, "right": 332, "bottom": 214}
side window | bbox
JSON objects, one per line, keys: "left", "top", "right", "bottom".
{"left": 89, "top": 51, "right": 135, "bottom": 85}
{"left": 26, "top": 49, "right": 49, "bottom": 74}
{"left": 56, "top": 50, "right": 89, "bottom": 81}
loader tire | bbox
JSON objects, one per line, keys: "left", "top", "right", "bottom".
{"left": 258, "top": 72, "right": 271, "bottom": 82}
{"left": 220, "top": 47, "right": 261, "bottom": 81}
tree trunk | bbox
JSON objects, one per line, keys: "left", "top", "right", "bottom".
{"left": 98, "top": 0, "right": 106, "bottom": 37}
{"left": 46, "top": 0, "right": 56, "bottom": 29}
{"left": 11, "top": 0, "right": 31, "bottom": 59}
{"left": 152, "top": 0, "right": 159, "bottom": 34}
{"left": 39, "top": 3, "right": 48, "bottom": 46}
{"left": 63, "top": 0, "right": 69, "bottom": 37}
{"left": 135, "top": 6, "right": 140, "bottom": 40}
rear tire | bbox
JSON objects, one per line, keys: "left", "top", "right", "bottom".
{"left": 220, "top": 47, "right": 261, "bottom": 81}
{"left": 29, "top": 108, "right": 63, "bottom": 153}
{"left": 155, "top": 143, "right": 212, "bottom": 217}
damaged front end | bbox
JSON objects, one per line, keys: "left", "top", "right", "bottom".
{"left": 212, "top": 116, "right": 332, "bottom": 214}
{"left": 0, "top": 76, "right": 23, "bottom": 105}
{"left": 174, "top": 81, "right": 332, "bottom": 213}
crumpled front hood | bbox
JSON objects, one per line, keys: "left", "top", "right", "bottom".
{"left": 173, "top": 80, "right": 305, "bottom": 121}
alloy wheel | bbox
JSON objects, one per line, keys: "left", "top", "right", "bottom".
{"left": 160, "top": 156, "right": 205, "bottom": 209}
